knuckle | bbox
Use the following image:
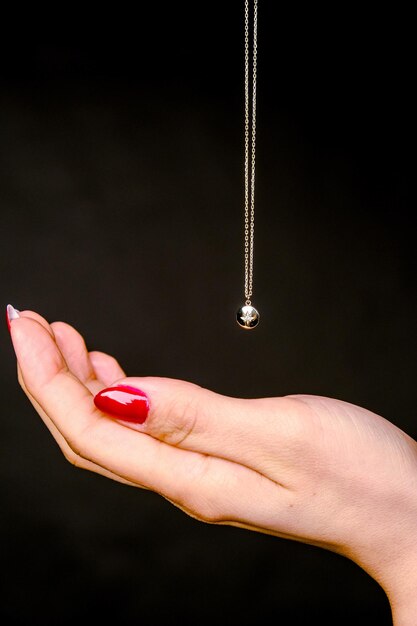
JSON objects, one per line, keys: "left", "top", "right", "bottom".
{"left": 62, "top": 416, "right": 99, "bottom": 466}
{"left": 61, "top": 434, "right": 87, "bottom": 466}
{"left": 52, "top": 432, "right": 87, "bottom": 468}
{"left": 173, "top": 457, "right": 225, "bottom": 524}
{"left": 62, "top": 430, "right": 97, "bottom": 471}
{"left": 178, "top": 487, "right": 223, "bottom": 525}
{"left": 193, "top": 500, "right": 223, "bottom": 524}
{"left": 157, "top": 389, "right": 203, "bottom": 446}
{"left": 17, "top": 366, "right": 25, "bottom": 390}
{"left": 275, "top": 396, "right": 316, "bottom": 447}
{"left": 62, "top": 447, "right": 83, "bottom": 467}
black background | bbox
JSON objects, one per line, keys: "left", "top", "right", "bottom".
{"left": 1, "top": 3, "right": 415, "bottom": 624}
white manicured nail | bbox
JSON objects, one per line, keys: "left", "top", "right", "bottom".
{"left": 6, "top": 303, "right": 20, "bottom": 331}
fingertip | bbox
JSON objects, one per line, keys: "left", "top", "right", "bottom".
{"left": 15, "top": 309, "right": 43, "bottom": 318}
{"left": 10, "top": 314, "right": 52, "bottom": 349}
{"left": 13, "top": 309, "right": 54, "bottom": 332}
{"left": 50, "top": 320, "right": 82, "bottom": 343}
{"left": 89, "top": 351, "right": 126, "bottom": 386}
{"left": 10, "top": 315, "right": 67, "bottom": 390}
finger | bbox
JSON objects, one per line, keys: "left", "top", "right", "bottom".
{"left": 19, "top": 312, "right": 102, "bottom": 396}
{"left": 22, "top": 314, "right": 121, "bottom": 392}
{"left": 89, "top": 350, "right": 126, "bottom": 386}
{"left": 17, "top": 309, "right": 55, "bottom": 336}
{"left": 93, "top": 376, "right": 306, "bottom": 482}
{"left": 16, "top": 311, "right": 98, "bottom": 388}
{"left": 17, "top": 360, "right": 137, "bottom": 486}
{"left": 50, "top": 321, "right": 97, "bottom": 386}
{"left": 13, "top": 313, "right": 136, "bottom": 486}
{"left": 10, "top": 314, "right": 291, "bottom": 528}
{"left": 50, "top": 322, "right": 126, "bottom": 388}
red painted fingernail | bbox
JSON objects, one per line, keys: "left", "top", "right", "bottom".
{"left": 6, "top": 304, "right": 20, "bottom": 333}
{"left": 93, "top": 385, "right": 150, "bottom": 424}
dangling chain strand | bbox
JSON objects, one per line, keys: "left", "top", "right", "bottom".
{"left": 244, "top": 0, "right": 257, "bottom": 306}
{"left": 236, "top": 1, "right": 260, "bottom": 329}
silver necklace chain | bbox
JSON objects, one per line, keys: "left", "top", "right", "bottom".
{"left": 244, "top": 0, "right": 258, "bottom": 306}
{"left": 236, "top": 0, "right": 260, "bottom": 329}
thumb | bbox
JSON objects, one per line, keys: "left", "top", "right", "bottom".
{"left": 93, "top": 376, "right": 294, "bottom": 471}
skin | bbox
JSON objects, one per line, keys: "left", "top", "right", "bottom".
{"left": 8, "top": 309, "right": 417, "bottom": 624}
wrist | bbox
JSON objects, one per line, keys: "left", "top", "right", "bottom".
{"left": 389, "top": 589, "right": 417, "bottom": 626}
{"left": 349, "top": 504, "right": 417, "bottom": 625}
{"left": 328, "top": 458, "right": 417, "bottom": 625}
{"left": 382, "top": 556, "right": 417, "bottom": 626}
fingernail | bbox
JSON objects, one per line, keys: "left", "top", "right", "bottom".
{"left": 94, "top": 385, "right": 150, "bottom": 424}
{"left": 6, "top": 304, "right": 20, "bottom": 333}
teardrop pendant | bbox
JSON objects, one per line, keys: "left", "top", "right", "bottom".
{"left": 236, "top": 304, "right": 260, "bottom": 329}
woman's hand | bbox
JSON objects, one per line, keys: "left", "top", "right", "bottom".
{"left": 8, "top": 307, "right": 417, "bottom": 624}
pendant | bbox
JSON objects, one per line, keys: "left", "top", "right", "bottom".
{"left": 236, "top": 304, "right": 260, "bottom": 329}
